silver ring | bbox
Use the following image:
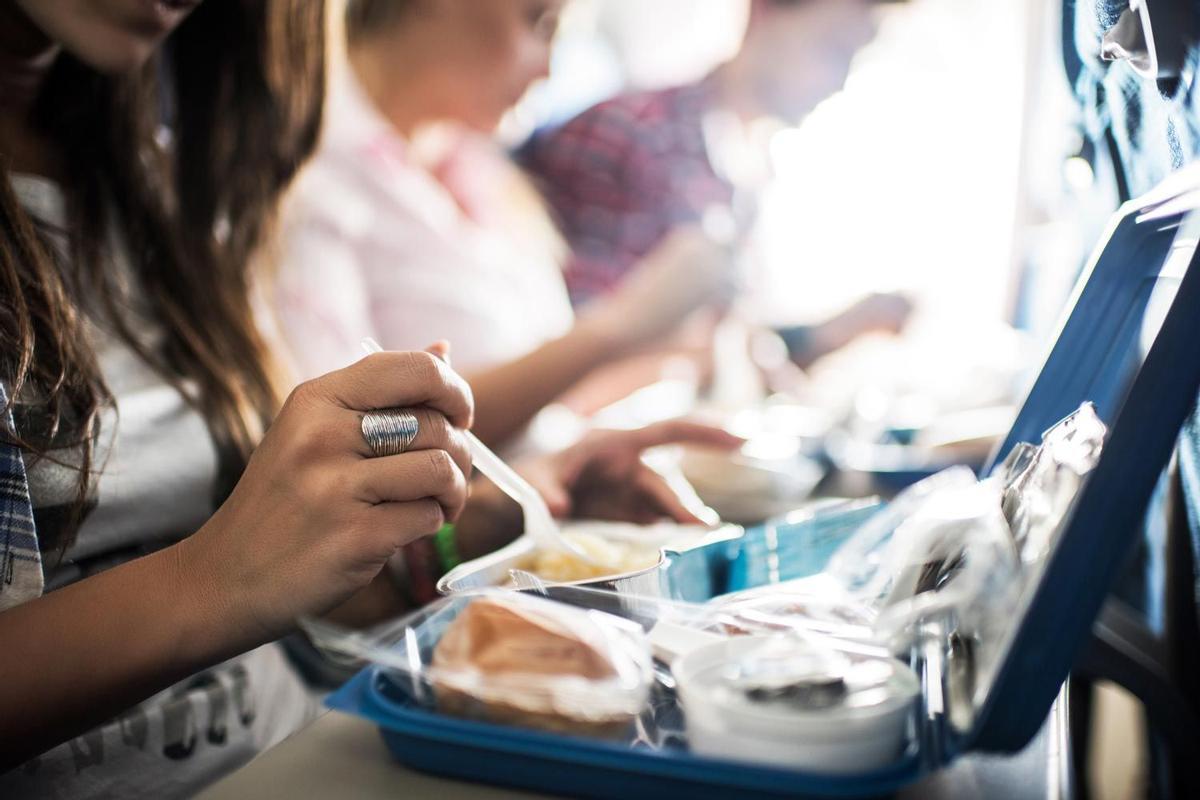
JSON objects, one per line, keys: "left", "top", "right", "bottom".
{"left": 361, "top": 408, "right": 420, "bottom": 457}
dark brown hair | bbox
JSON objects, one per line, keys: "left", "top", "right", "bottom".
{"left": 0, "top": 0, "right": 327, "bottom": 551}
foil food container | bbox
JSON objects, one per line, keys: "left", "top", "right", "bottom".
{"left": 437, "top": 522, "right": 745, "bottom": 599}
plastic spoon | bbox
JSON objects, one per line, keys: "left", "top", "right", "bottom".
{"left": 360, "top": 339, "right": 600, "bottom": 566}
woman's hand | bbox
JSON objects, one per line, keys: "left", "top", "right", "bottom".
{"left": 517, "top": 420, "right": 743, "bottom": 525}
{"left": 181, "top": 350, "right": 473, "bottom": 645}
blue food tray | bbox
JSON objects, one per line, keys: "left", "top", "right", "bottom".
{"left": 328, "top": 196, "right": 1200, "bottom": 796}
{"left": 328, "top": 667, "right": 921, "bottom": 800}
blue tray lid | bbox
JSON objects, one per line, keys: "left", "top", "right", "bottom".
{"left": 965, "top": 196, "right": 1200, "bottom": 751}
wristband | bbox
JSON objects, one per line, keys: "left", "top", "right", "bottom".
{"left": 434, "top": 523, "right": 462, "bottom": 572}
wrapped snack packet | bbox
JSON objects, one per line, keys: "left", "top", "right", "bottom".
{"left": 430, "top": 593, "right": 652, "bottom": 737}
{"left": 302, "top": 590, "right": 653, "bottom": 739}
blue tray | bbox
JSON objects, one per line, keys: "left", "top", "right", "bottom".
{"left": 328, "top": 195, "right": 1200, "bottom": 796}
{"left": 329, "top": 667, "right": 921, "bottom": 800}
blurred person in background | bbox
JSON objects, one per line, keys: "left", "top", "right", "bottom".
{"left": 0, "top": 0, "right": 739, "bottom": 794}
{"left": 276, "top": 0, "right": 737, "bottom": 451}
{"left": 521, "top": 0, "right": 914, "bottom": 370}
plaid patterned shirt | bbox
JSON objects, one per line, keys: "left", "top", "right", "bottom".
{"left": 520, "top": 77, "right": 733, "bottom": 305}
{"left": 0, "top": 382, "right": 43, "bottom": 611}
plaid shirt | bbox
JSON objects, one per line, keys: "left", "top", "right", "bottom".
{"left": 0, "top": 382, "right": 43, "bottom": 611}
{"left": 520, "top": 77, "right": 733, "bottom": 305}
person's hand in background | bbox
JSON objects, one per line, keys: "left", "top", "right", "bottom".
{"left": 785, "top": 291, "right": 915, "bottom": 369}
{"left": 517, "top": 419, "right": 742, "bottom": 525}
{"left": 842, "top": 291, "right": 914, "bottom": 336}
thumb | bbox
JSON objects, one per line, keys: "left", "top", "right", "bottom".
{"left": 540, "top": 484, "right": 572, "bottom": 519}
{"left": 425, "top": 340, "right": 452, "bottom": 367}
{"left": 516, "top": 463, "right": 573, "bottom": 519}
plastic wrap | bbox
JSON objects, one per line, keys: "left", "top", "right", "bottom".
{"left": 731, "top": 404, "right": 1106, "bottom": 697}
{"left": 864, "top": 476, "right": 1019, "bottom": 654}
{"left": 823, "top": 467, "right": 980, "bottom": 600}
{"left": 514, "top": 402, "right": 1103, "bottom": 694}
{"left": 704, "top": 575, "right": 880, "bottom": 649}
{"left": 307, "top": 573, "right": 923, "bottom": 769}
{"left": 302, "top": 590, "right": 653, "bottom": 739}
{"left": 506, "top": 580, "right": 920, "bottom": 767}
{"left": 998, "top": 402, "right": 1106, "bottom": 566}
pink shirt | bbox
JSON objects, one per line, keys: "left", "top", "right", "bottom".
{"left": 276, "top": 69, "right": 574, "bottom": 380}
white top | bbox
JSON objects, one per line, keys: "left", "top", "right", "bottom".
{"left": 275, "top": 68, "right": 574, "bottom": 379}
{"left": 3, "top": 175, "right": 321, "bottom": 800}
{"left": 11, "top": 174, "right": 218, "bottom": 564}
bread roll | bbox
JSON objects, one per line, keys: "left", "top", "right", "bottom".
{"left": 431, "top": 597, "right": 644, "bottom": 738}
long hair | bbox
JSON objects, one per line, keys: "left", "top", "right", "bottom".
{"left": 0, "top": 0, "right": 327, "bottom": 552}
